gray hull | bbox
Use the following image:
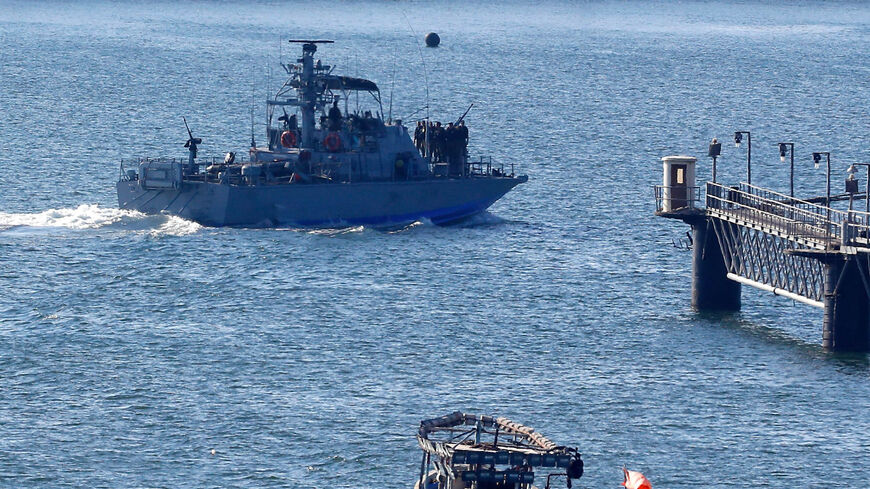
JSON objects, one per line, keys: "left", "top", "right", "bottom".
{"left": 117, "top": 177, "right": 526, "bottom": 227}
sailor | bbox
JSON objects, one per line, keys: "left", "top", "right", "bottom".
{"left": 414, "top": 121, "right": 424, "bottom": 155}
{"left": 433, "top": 121, "right": 445, "bottom": 162}
{"left": 425, "top": 121, "right": 434, "bottom": 157}
{"left": 458, "top": 120, "right": 469, "bottom": 155}
{"left": 278, "top": 112, "right": 298, "bottom": 130}
{"left": 458, "top": 120, "right": 469, "bottom": 172}
{"left": 328, "top": 99, "right": 342, "bottom": 131}
{"left": 445, "top": 122, "right": 458, "bottom": 174}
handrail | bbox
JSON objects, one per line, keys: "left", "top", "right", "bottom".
{"left": 654, "top": 185, "right": 701, "bottom": 212}
{"left": 705, "top": 182, "right": 870, "bottom": 246}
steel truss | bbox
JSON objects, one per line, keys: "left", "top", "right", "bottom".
{"left": 709, "top": 217, "right": 826, "bottom": 303}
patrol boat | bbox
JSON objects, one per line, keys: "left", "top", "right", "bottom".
{"left": 415, "top": 412, "right": 584, "bottom": 489}
{"left": 117, "top": 40, "right": 527, "bottom": 227}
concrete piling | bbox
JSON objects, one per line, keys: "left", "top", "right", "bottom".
{"left": 822, "top": 257, "right": 870, "bottom": 351}
{"left": 691, "top": 222, "right": 741, "bottom": 311}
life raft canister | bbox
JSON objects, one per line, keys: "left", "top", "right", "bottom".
{"left": 281, "top": 130, "right": 297, "bottom": 148}
{"left": 324, "top": 132, "right": 341, "bottom": 152}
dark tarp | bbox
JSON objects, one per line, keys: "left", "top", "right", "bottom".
{"left": 326, "top": 76, "right": 378, "bottom": 92}
{"left": 292, "top": 76, "right": 378, "bottom": 92}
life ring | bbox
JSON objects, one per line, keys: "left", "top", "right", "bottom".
{"left": 324, "top": 132, "right": 341, "bottom": 152}
{"left": 281, "top": 130, "right": 297, "bottom": 148}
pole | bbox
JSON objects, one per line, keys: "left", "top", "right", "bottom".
{"left": 789, "top": 144, "right": 794, "bottom": 199}
{"left": 778, "top": 142, "right": 795, "bottom": 199}
{"left": 826, "top": 153, "right": 831, "bottom": 235}
{"left": 735, "top": 131, "right": 750, "bottom": 185}
{"left": 852, "top": 163, "right": 870, "bottom": 227}
{"left": 712, "top": 156, "right": 717, "bottom": 184}
{"left": 747, "top": 132, "right": 752, "bottom": 186}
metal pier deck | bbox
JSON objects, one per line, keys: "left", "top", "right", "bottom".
{"left": 656, "top": 180, "right": 870, "bottom": 352}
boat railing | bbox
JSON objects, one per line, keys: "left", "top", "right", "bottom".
{"left": 120, "top": 156, "right": 227, "bottom": 181}
{"left": 121, "top": 153, "right": 519, "bottom": 186}
{"left": 467, "top": 156, "right": 512, "bottom": 177}
{"left": 120, "top": 156, "right": 188, "bottom": 181}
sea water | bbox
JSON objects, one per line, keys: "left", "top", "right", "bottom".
{"left": 0, "top": 0, "right": 868, "bottom": 487}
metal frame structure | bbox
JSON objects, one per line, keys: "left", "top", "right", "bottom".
{"left": 655, "top": 156, "right": 870, "bottom": 351}
{"left": 415, "top": 412, "right": 583, "bottom": 489}
{"left": 700, "top": 182, "right": 870, "bottom": 307}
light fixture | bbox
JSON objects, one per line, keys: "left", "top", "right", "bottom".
{"left": 813, "top": 152, "right": 821, "bottom": 170}
{"left": 779, "top": 143, "right": 787, "bottom": 162}
{"left": 734, "top": 132, "right": 743, "bottom": 148}
{"left": 708, "top": 138, "right": 721, "bottom": 157}
{"left": 708, "top": 138, "right": 722, "bottom": 183}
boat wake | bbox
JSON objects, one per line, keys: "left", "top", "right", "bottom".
{"left": 455, "top": 211, "right": 507, "bottom": 228}
{"left": 0, "top": 204, "right": 202, "bottom": 237}
{"left": 286, "top": 212, "right": 508, "bottom": 236}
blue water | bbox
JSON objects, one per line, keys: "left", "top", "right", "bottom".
{"left": 1, "top": 0, "right": 869, "bottom": 487}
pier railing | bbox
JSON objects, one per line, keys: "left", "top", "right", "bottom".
{"left": 705, "top": 182, "right": 870, "bottom": 247}
{"left": 654, "top": 185, "right": 701, "bottom": 212}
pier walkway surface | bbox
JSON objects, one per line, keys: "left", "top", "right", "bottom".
{"left": 705, "top": 182, "right": 870, "bottom": 251}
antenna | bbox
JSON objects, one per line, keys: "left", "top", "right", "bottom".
{"left": 388, "top": 45, "right": 396, "bottom": 123}
{"left": 401, "top": 11, "right": 430, "bottom": 123}
{"left": 401, "top": 11, "right": 431, "bottom": 163}
{"left": 250, "top": 72, "right": 256, "bottom": 148}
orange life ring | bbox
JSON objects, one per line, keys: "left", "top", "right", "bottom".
{"left": 324, "top": 132, "right": 341, "bottom": 152}
{"left": 281, "top": 130, "right": 297, "bottom": 148}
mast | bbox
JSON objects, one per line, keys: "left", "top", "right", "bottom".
{"left": 289, "top": 40, "right": 333, "bottom": 148}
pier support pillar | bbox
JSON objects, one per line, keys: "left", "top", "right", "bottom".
{"left": 692, "top": 220, "right": 741, "bottom": 311}
{"left": 822, "top": 257, "right": 870, "bottom": 352}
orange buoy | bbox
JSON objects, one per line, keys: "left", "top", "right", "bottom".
{"left": 280, "top": 130, "right": 297, "bottom": 148}
{"left": 622, "top": 468, "right": 652, "bottom": 489}
{"left": 324, "top": 132, "right": 341, "bottom": 152}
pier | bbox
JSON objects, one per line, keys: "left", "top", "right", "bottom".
{"left": 655, "top": 156, "right": 870, "bottom": 352}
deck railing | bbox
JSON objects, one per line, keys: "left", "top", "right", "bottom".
{"left": 705, "top": 182, "right": 870, "bottom": 247}
{"left": 120, "top": 154, "right": 515, "bottom": 186}
{"left": 653, "top": 185, "right": 701, "bottom": 212}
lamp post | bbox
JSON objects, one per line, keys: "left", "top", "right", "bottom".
{"left": 812, "top": 151, "right": 832, "bottom": 232}
{"left": 778, "top": 142, "right": 795, "bottom": 199}
{"left": 708, "top": 138, "right": 722, "bottom": 184}
{"left": 734, "top": 131, "right": 751, "bottom": 185}
{"left": 847, "top": 163, "right": 870, "bottom": 215}
{"left": 846, "top": 164, "right": 858, "bottom": 212}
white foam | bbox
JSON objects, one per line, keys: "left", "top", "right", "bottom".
{"left": 0, "top": 204, "right": 143, "bottom": 230}
{"left": 149, "top": 215, "right": 203, "bottom": 237}
{"left": 306, "top": 225, "right": 366, "bottom": 236}
{"left": 0, "top": 204, "right": 203, "bottom": 237}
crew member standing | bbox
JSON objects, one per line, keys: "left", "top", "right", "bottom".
{"left": 458, "top": 120, "right": 469, "bottom": 174}
{"left": 328, "top": 99, "right": 342, "bottom": 131}
{"left": 445, "top": 122, "right": 459, "bottom": 175}
{"left": 414, "top": 121, "right": 424, "bottom": 155}
{"left": 433, "top": 122, "right": 445, "bottom": 162}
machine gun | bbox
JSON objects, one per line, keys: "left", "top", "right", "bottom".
{"left": 455, "top": 102, "right": 474, "bottom": 125}
{"left": 183, "top": 117, "right": 202, "bottom": 173}
{"left": 183, "top": 117, "right": 202, "bottom": 158}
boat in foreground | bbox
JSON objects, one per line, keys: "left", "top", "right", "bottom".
{"left": 415, "top": 412, "right": 584, "bottom": 489}
{"left": 117, "top": 40, "right": 526, "bottom": 227}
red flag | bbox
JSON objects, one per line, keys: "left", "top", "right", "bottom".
{"left": 622, "top": 468, "right": 652, "bottom": 489}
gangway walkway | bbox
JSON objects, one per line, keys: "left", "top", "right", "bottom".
{"left": 706, "top": 182, "right": 870, "bottom": 250}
